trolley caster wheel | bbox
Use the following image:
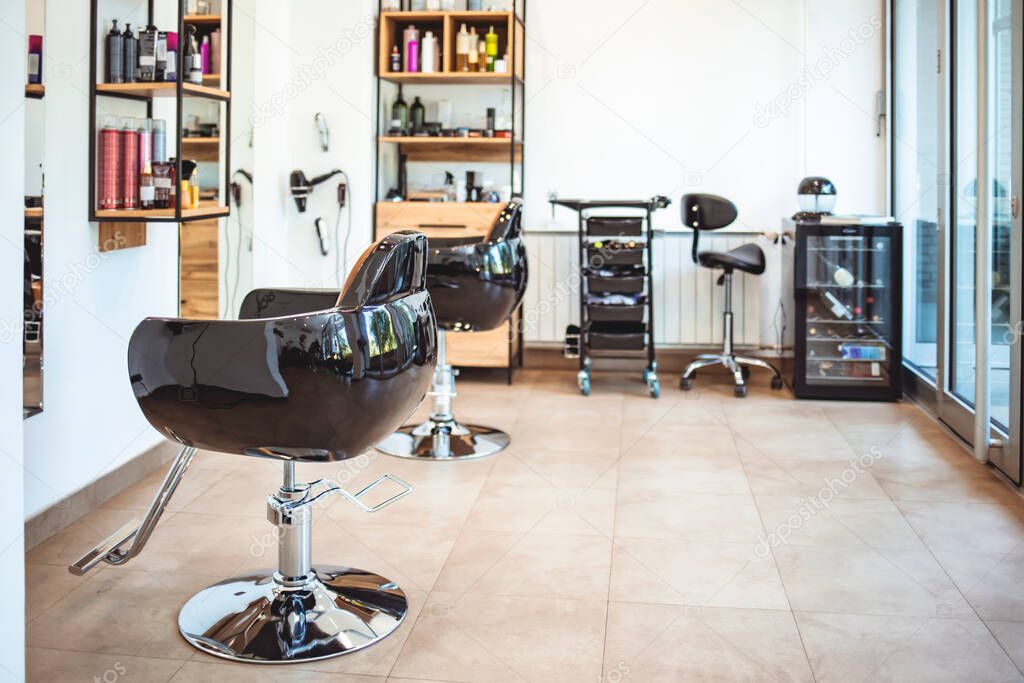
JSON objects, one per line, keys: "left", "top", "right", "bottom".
{"left": 771, "top": 376, "right": 784, "bottom": 390}
{"left": 642, "top": 367, "right": 650, "bottom": 384}
{"left": 680, "top": 376, "right": 694, "bottom": 391}
{"left": 580, "top": 378, "right": 591, "bottom": 396}
{"left": 741, "top": 366, "right": 750, "bottom": 381}
{"left": 734, "top": 385, "right": 748, "bottom": 398}
{"left": 649, "top": 378, "right": 661, "bottom": 399}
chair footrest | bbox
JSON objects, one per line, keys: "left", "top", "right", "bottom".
{"left": 69, "top": 520, "right": 139, "bottom": 576}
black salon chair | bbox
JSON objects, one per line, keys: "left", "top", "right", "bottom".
{"left": 678, "top": 194, "right": 783, "bottom": 397}
{"left": 70, "top": 232, "right": 437, "bottom": 664}
{"left": 377, "top": 201, "right": 528, "bottom": 460}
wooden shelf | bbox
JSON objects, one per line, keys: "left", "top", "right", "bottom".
{"left": 379, "top": 10, "right": 524, "bottom": 83}
{"left": 380, "top": 71, "right": 519, "bottom": 85}
{"left": 379, "top": 136, "right": 521, "bottom": 162}
{"left": 181, "top": 137, "right": 220, "bottom": 161}
{"left": 25, "top": 83, "right": 44, "bottom": 99}
{"left": 94, "top": 204, "right": 230, "bottom": 222}
{"left": 202, "top": 73, "right": 222, "bottom": 85}
{"left": 184, "top": 14, "right": 221, "bottom": 25}
{"left": 24, "top": 207, "right": 43, "bottom": 220}
{"left": 96, "top": 82, "right": 230, "bottom": 101}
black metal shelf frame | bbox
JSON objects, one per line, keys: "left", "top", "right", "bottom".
{"left": 88, "top": 0, "right": 233, "bottom": 224}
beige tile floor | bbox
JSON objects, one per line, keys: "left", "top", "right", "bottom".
{"left": 24, "top": 369, "right": 1024, "bottom": 682}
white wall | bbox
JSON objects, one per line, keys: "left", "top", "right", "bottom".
{"left": 0, "top": 0, "right": 27, "bottom": 677}
{"left": 23, "top": 0, "right": 181, "bottom": 518}
{"left": 528, "top": 0, "right": 887, "bottom": 232}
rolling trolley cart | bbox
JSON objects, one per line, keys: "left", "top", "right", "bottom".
{"left": 550, "top": 196, "right": 671, "bottom": 398}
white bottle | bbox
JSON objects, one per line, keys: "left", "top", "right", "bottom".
{"left": 426, "top": 0, "right": 441, "bottom": 9}
{"left": 421, "top": 31, "right": 436, "bottom": 74}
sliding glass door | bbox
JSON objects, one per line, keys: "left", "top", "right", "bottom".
{"left": 893, "top": 0, "right": 1022, "bottom": 482}
{"left": 893, "top": 0, "right": 941, "bottom": 382}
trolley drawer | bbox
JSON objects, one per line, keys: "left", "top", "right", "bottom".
{"left": 586, "top": 304, "right": 645, "bottom": 323}
{"left": 586, "top": 217, "right": 644, "bottom": 237}
{"left": 587, "top": 322, "right": 647, "bottom": 350}
{"left": 586, "top": 244, "right": 644, "bottom": 266}
{"left": 586, "top": 275, "right": 645, "bottom": 294}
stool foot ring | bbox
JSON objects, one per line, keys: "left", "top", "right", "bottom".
{"left": 179, "top": 567, "right": 408, "bottom": 664}
{"left": 376, "top": 419, "right": 510, "bottom": 460}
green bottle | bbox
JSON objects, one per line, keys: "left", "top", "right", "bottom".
{"left": 391, "top": 87, "right": 408, "bottom": 135}
{"left": 410, "top": 96, "right": 425, "bottom": 134}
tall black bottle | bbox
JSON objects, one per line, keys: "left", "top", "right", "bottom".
{"left": 122, "top": 23, "right": 137, "bottom": 83}
{"left": 106, "top": 19, "right": 125, "bottom": 83}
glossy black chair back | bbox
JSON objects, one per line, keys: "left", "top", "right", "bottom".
{"left": 680, "top": 193, "right": 738, "bottom": 264}
{"left": 128, "top": 231, "right": 437, "bottom": 462}
{"left": 428, "top": 201, "right": 528, "bottom": 331}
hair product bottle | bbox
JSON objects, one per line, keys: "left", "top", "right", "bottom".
{"left": 164, "top": 32, "right": 178, "bottom": 81}
{"left": 152, "top": 119, "right": 167, "bottom": 162}
{"left": 98, "top": 116, "right": 122, "bottom": 210}
{"left": 403, "top": 25, "right": 420, "bottom": 73}
{"left": 421, "top": 31, "right": 436, "bottom": 74}
{"left": 456, "top": 24, "right": 470, "bottom": 72}
{"left": 485, "top": 26, "right": 498, "bottom": 72}
{"left": 467, "top": 27, "right": 479, "bottom": 70}
{"left": 410, "top": 96, "right": 425, "bottom": 134}
{"left": 120, "top": 117, "right": 139, "bottom": 209}
{"left": 139, "top": 162, "right": 155, "bottom": 209}
{"left": 187, "top": 26, "right": 203, "bottom": 84}
{"left": 476, "top": 38, "right": 487, "bottom": 72}
{"left": 106, "top": 20, "right": 124, "bottom": 83}
{"left": 27, "top": 35, "right": 42, "bottom": 84}
{"left": 122, "top": 24, "right": 137, "bottom": 82}
{"left": 391, "top": 87, "right": 408, "bottom": 135}
{"left": 137, "top": 119, "right": 152, "bottom": 176}
{"left": 390, "top": 45, "right": 401, "bottom": 72}
{"left": 201, "top": 35, "right": 210, "bottom": 74}
{"left": 138, "top": 26, "right": 157, "bottom": 81}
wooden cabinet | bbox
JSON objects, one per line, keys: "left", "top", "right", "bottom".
{"left": 375, "top": 201, "right": 505, "bottom": 240}
{"left": 179, "top": 219, "right": 219, "bottom": 319}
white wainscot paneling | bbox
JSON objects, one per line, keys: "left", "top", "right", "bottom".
{"left": 523, "top": 231, "right": 792, "bottom": 350}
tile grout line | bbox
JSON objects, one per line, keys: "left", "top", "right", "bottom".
{"left": 722, "top": 402, "right": 819, "bottom": 683}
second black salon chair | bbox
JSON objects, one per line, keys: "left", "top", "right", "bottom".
{"left": 679, "top": 193, "right": 783, "bottom": 397}
{"left": 377, "top": 201, "right": 528, "bottom": 460}
{"left": 70, "top": 232, "right": 437, "bottom": 664}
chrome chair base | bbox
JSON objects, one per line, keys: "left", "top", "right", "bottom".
{"left": 376, "top": 419, "right": 511, "bottom": 460}
{"left": 178, "top": 566, "right": 408, "bottom": 664}
{"left": 681, "top": 353, "right": 784, "bottom": 397}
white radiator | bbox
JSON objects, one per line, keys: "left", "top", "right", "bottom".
{"left": 521, "top": 230, "right": 793, "bottom": 349}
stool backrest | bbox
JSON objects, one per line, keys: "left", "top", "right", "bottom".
{"left": 680, "top": 193, "right": 738, "bottom": 263}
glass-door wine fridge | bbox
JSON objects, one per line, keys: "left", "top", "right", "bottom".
{"left": 791, "top": 219, "right": 903, "bottom": 400}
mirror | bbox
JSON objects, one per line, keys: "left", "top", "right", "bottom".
{"left": 24, "top": 0, "right": 44, "bottom": 417}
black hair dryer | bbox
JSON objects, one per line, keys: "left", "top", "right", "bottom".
{"left": 289, "top": 169, "right": 342, "bottom": 213}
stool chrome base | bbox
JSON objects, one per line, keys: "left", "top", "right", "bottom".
{"left": 377, "top": 418, "right": 510, "bottom": 460}
{"left": 178, "top": 566, "right": 408, "bottom": 664}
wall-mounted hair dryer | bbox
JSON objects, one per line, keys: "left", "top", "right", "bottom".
{"left": 289, "top": 169, "right": 343, "bottom": 212}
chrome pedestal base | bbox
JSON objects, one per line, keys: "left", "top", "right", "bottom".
{"left": 178, "top": 566, "right": 408, "bottom": 664}
{"left": 376, "top": 419, "right": 510, "bottom": 460}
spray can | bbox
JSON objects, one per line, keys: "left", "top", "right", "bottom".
{"left": 138, "top": 119, "right": 152, "bottom": 175}
{"left": 98, "top": 116, "right": 122, "bottom": 210}
{"left": 121, "top": 118, "right": 139, "bottom": 209}
{"left": 152, "top": 119, "right": 166, "bottom": 162}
